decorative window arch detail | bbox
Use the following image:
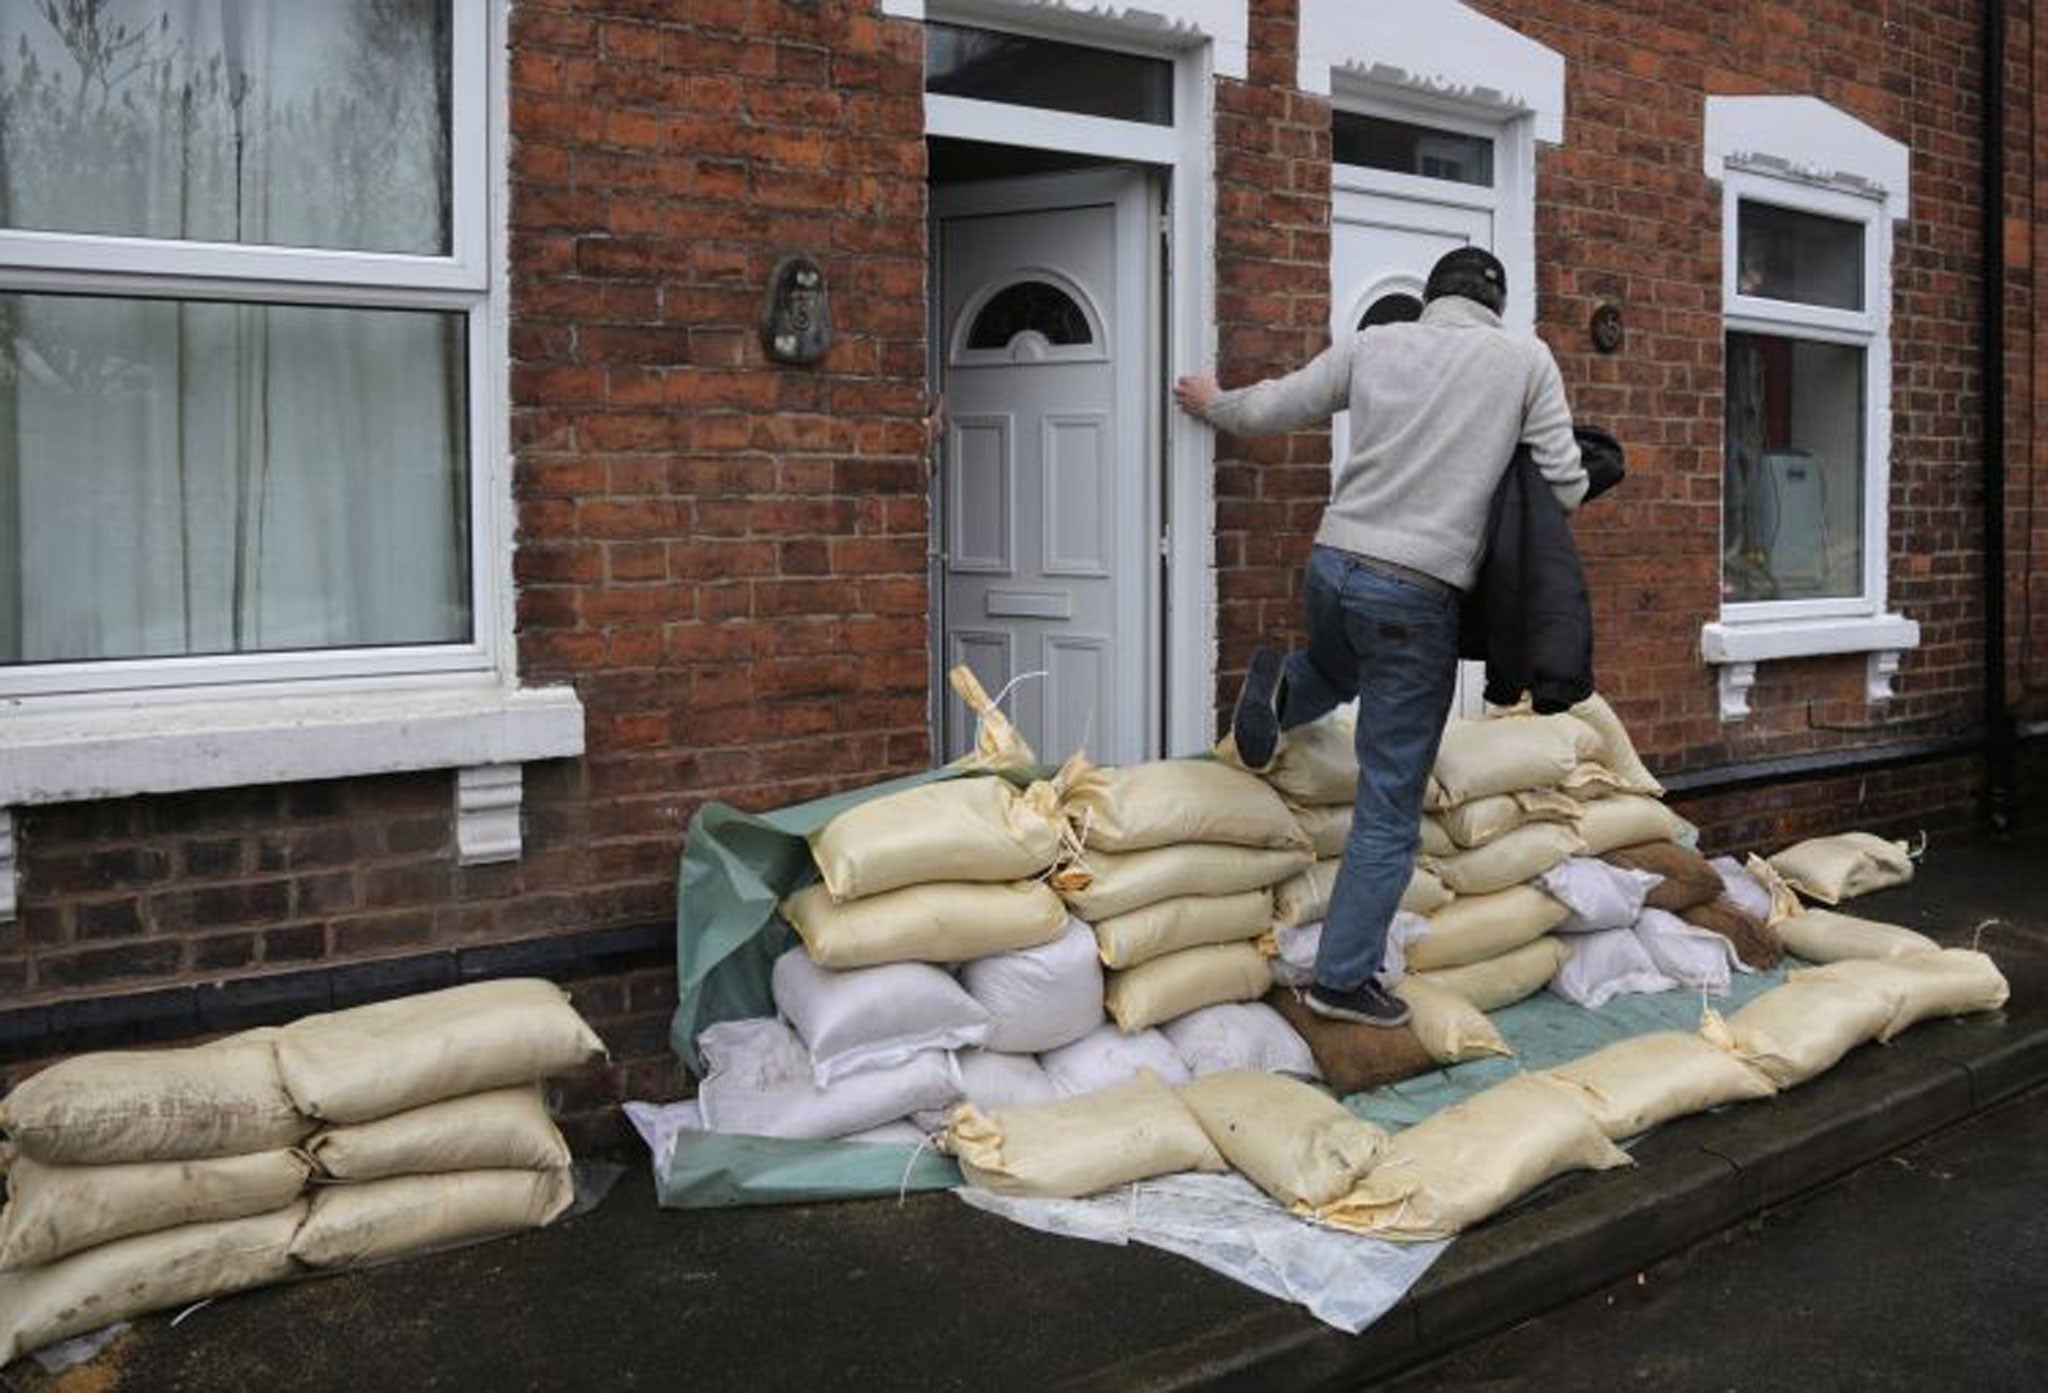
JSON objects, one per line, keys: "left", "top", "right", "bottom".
{"left": 950, "top": 269, "right": 1108, "bottom": 365}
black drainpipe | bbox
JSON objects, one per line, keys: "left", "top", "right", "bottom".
{"left": 1983, "top": 0, "right": 2015, "bottom": 833}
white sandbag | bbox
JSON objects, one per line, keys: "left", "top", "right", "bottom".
{"left": 1569, "top": 693, "right": 1664, "bottom": 796}
{"left": 771, "top": 950, "right": 989, "bottom": 1086}
{"left": 950, "top": 1071, "right": 1225, "bottom": 1198}
{"left": 1418, "top": 815, "right": 1455, "bottom": 859}
{"left": 1710, "top": 855, "right": 1774, "bottom": 921}
{"left": 1427, "top": 821, "right": 1585, "bottom": 896}
{"left": 1405, "top": 885, "right": 1568, "bottom": 972}
{"left": 1414, "top": 937, "right": 1571, "bottom": 1013}
{"left": 0, "top": 1204, "right": 304, "bottom": 1367}
{"left": 782, "top": 878, "right": 1068, "bottom": 970}
{"left": 1774, "top": 909, "right": 1940, "bottom": 964}
{"left": 1317, "top": 1074, "right": 1630, "bottom": 1239}
{"left": 1438, "top": 788, "right": 1581, "bottom": 849}
{"left": 695, "top": 1017, "right": 961, "bottom": 1140}
{"left": 957, "top": 1049, "right": 1062, "bottom": 1111}
{"left": 1402, "top": 865, "right": 1455, "bottom": 915}
{"left": 1576, "top": 794, "right": 1689, "bottom": 857}
{"left": 840, "top": 1120, "right": 932, "bottom": 1145}
{"left": 958, "top": 919, "right": 1104, "bottom": 1054}
{"left": 1632, "top": 907, "right": 1741, "bottom": 995}
{"left": 1700, "top": 977, "right": 1894, "bottom": 1088}
{"left": 1791, "top": 950, "right": 2010, "bottom": 1042}
{"left": 1541, "top": 1031, "right": 1776, "bottom": 1139}
{"left": 1295, "top": 803, "right": 1355, "bottom": 858}
{"left": 1094, "top": 891, "right": 1274, "bottom": 969}
{"left": 1548, "top": 928, "right": 1679, "bottom": 1009}
{"left": 1395, "top": 976, "right": 1514, "bottom": 1065}
{"left": 1427, "top": 713, "right": 1603, "bottom": 807}
{"left": 806, "top": 776, "right": 1063, "bottom": 900}
{"left": 0, "top": 1031, "right": 309, "bottom": 1166}
{"left": 1160, "top": 1002, "right": 1318, "bottom": 1079}
{"left": 1056, "top": 843, "right": 1315, "bottom": 922}
{"left": 1767, "top": 832, "right": 1914, "bottom": 905}
{"left": 1061, "top": 756, "right": 1311, "bottom": 855}
{"left": 1039, "top": 1023, "right": 1191, "bottom": 1097}
{"left": 275, "top": 979, "right": 606, "bottom": 1126}
{"left": 1538, "top": 857, "right": 1664, "bottom": 934}
{"left": 289, "top": 1167, "right": 574, "bottom": 1270}
{"left": 1178, "top": 1071, "right": 1384, "bottom": 1209}
{"left": 304, "top": 1086, "right": 569, "bottom": 1182}
{"left": 1264, "top": 912, "right": 1427, "bottom": 990}
{"left": 0, "top": 1148, "right": 309, "bottom": 1273}
{"left": 1104, "top": 943, "right": 1272, "bottom": 1032}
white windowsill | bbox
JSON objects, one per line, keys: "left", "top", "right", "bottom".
{"left": 1700, "top": 613, "right": 1920, "bottom": 721}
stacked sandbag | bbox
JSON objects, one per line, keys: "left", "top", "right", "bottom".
{"left": 277, "top": 979, "right": 599, "bottom": 1270}
{"left": 1057, "top": 756, "right": 1313, "bottom": 1033}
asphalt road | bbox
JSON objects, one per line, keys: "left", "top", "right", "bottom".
{"left": 1379, "top": 1082, "right": 2048, "bottom": 1391}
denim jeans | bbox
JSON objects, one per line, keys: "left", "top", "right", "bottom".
{"left": 1281, "top": 546, "right": 1462, "bottom": 991}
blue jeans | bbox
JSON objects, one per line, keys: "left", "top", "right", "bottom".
{"left": 1281, "top": 546, "right": 1462, "bottom": 991}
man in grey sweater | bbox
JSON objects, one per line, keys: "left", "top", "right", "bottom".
{"left": 1174, "top": 247, "right": 1586, "bottom": 1027}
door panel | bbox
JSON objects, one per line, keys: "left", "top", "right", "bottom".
{"left": 936, "top": 169, "right": 1153, "bottom": 765}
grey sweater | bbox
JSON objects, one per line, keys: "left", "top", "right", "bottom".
{"left": 1205, "top": 297, "right": 1586, "bottom": 591}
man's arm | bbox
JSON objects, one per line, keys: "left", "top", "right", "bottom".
{"left": 1174, "top": 338, "right": 1354, "bottom": 436}
{"left": 1524, "top": 346, "right": 1587, "bottom": 512}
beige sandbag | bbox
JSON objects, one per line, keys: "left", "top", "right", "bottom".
{"left": 1178, "top": 1071, "right": 1386, "bottom": 1209}
{"left": 305, "top": 1085, "right": 570, "bottom": 1182}
{"left": 1540, "top": 1031, "right": 1776, "bottom": 1140}
{"left": 1094, "top": 891, "right": 1273, "bottom": 970}
{"left": 950, "top": 1070, "right": 1227, "bottom": 1198}
{"left": 1745, "top": 853, "right": 1806, "bottom": 924}
{"left": 1700, "top": 977, "right": 1894, "bottom": 1087}
{"left": 290, "top": 1167, "right": 574, "bottom": 1270}
{"left": 1418, "top": 815, "right": 1454, "bottom": 859}
{"left": 1062, "top": 756, "right": 1311, "bottom": 855}
{"left": 1576, "top": 794, "right": 1689, "bottom": 856}
{"left": 1569, "top": 694, "right": 1664, "bottom": 796}
{"left": 1056, "top": 843, "right": 1314, "bottom": 922}
{"left": 1427, "top": 822, "right": 1585, "bottom": 896}
{"left": 1260, "top": 715, "right": 1360, "bottom": 805}
{"left": 1395, "top": 976, "right": 1513, "bottom": 1065}
{"left": 1405, "top": 885, "right": 1569, "bottom": 972}
{"left": 0, "top": 1148, "right": 309, "bottom": 1272}
{"left": 806, "top": 776, "right": 1062, "bottom": 901}
{"left": 0, "top": 1030, "right": 309, "bottom": 1166}
{"left": 1402, "top": 864, "right": 1454, "bottom": 915}
{"left": 0, "top": 1203, "right": 304, "bottom": 1367}
{"left": 1767, "top": 832, "right": 1914, "bottom": 905}
{"left": 1791, "top": 950, "right": 2009, "bottom": 1042}
{"left": 1427, "top": 713, "right": 1603, "bottom": 808}
{"left": 1414, "top": 937, "right": 1571, "bottom": 1012}
{"left": 1294, "top": 803, "right": 1353, "bottom": 858}
{"left": 1438, "top": 788, "right": 1581, "bottom": 850}
{"left": 1105, "top": 943, "right": 1271, "bottom": 1031}
{"left": 275, "top": 979, "right": 606, "bottom": 1126}
{"left": 1274, "top": 858, "right": 1340, "bottom": 929}
{"left": 1318, "top": 1074, "right": 1629, "bottom": 1240}
{"left": 783, "top": 878, "right": 1067, "bottom": 969}
{"left": 946, "top": 663, "right": 1038, "bottom": 776}
{"left": 1774, "top": 909, "right": 1939, "bottom": 964}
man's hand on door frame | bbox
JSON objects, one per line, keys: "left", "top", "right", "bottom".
{"left": 1173, "top": 373, "right": 1220, "bottom": 420}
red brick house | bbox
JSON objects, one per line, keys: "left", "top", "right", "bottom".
{"left": 1, "top": 0, "right": 2041, "bottom": 1141}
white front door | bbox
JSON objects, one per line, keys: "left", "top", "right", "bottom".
{"left": 934, "top": 169, "right": 1157, "bottom": 766}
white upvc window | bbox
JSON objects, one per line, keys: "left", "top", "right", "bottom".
{"left": 0, "top": 2, "right": 580, "bottom": 915}
{"left": 1700, "top": 96, "right": 1918, "bottom": 721}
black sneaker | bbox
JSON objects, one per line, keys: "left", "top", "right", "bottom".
{"left": 1231, "top": 646, "right": 1286, "bottom": 770}
{"left": 1305, "top": 979, "right": 1412, "bottom": 1028}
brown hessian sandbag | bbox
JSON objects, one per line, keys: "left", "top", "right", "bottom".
{"left": 1680, "top": 897, "right": 1786, "bottom": 971}
{"left": 1266, "top": 989, "right": 1439, "bottom": 1095}
{"left": 1602, "top": 841, "right": 1722, "bottom": 913}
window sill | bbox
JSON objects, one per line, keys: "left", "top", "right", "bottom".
{"left": 0, "top": 683, "right": 585, "bottom": 920}
{"left": 1700, "top": 613, "right": 1920, "bottom": 721}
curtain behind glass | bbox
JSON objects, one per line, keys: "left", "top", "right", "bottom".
{"left": 0, "top": 2, "right": 467, "bottom": 668}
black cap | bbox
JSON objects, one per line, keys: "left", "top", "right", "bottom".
{"left": 1424, "top": 246, "right": 1507, "bottom": 314}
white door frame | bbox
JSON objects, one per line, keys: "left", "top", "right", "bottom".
{"left": 930, "top": 167, "right": 1160, "bottom": 762}
{"left": 914, "top": 8, "right": 1225, "bottom": 759}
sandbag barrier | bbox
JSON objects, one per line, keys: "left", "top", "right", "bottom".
{"left": 0, "top": 979, "right": 601, "bottom": 1367}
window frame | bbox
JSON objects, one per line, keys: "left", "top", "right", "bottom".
{"left": 0, "top": 0, "right": 507, "bottom": 703}
{"left": 1718, "top": 169, "right": 1892, "bottom": 626}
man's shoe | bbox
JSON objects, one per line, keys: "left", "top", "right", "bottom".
{"left": 1305, "top": 979, "right": 1412, "bottom": 1028}
{"left": 1232, "top": 647, "right": 1286, "bottom": 770}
